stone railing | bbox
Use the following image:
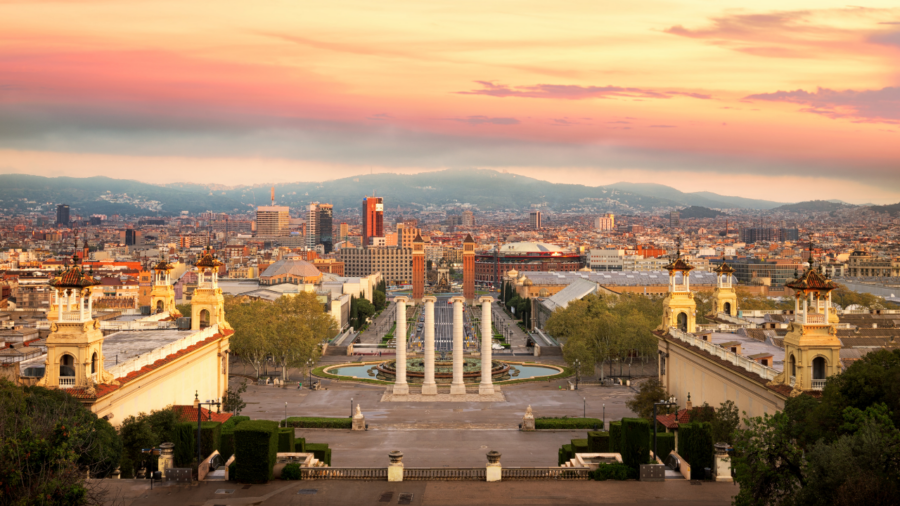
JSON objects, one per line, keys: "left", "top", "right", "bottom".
{"left": 668, "top": 328, "right": 779, "bottom": 381}
{"left": 100, "top": 319, "right": 176, "bottom": 332}
{"left": 715, "top": 312, "right": 757, "bottom": 328}
{"left": 501, "top": 468, "right": 590, "bottom": 480}
{"left": 106, "top": 324, "right": 219, "bottom": 378}
{"left": 805, "top": 314, "right": 826, "bottom": 325}
{"left": 300, "top": 468, "right": 388, "bottom": 480}
{"left": 59, "top": 310, "right": 90, "bottom": 322}
{"left": 404, "top": 468, "right": 486, "bottom": 481}
{"left": 740, "top": 310, "right": 786, "bottom": 317}
{"left": 811, "top": 379, "right": 826, "bottom": 391}
{"left": 59, "top": 377, "right": 76, "bottom": 389}
{"left": 696, "top": 324, "right": 743, "bottom": 333}
{"left": 790, "top": 376, "right": 796, "bottom": 388}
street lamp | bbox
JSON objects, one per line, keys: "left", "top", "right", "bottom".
{"left": 351, "top": 397, "right": 354, "bottom": 418}
{"left": 284, "top": 402, "right": 287, "bottom": 426}
{"left": 603, "top": 403, "right": 606, "bottom": 430}
{"left": 574, "top": 359, "right": 580, "bottom": 390}
{"left": 653, "top": 397, "right": 677, "bottom": 462}
{"left": 306, "top": 358, "right": 313, "bottom": 390}
{"left": 195, "top": 393, "right": 220, "bottom": 466}
{"left": 583, "top": 397, "right": 586, "bottom": 419}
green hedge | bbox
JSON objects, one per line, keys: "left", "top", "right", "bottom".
{"left": 234, "top": 420, "right": 279, "bottom": 484}
{"left": 558, "top": 447, "right": 567, "bottom": 466}
{"left": 227, "top": 415, "right": 250, "bottom": 428}
{"left": 282, "top": 463, "right": 301, "bottom": 480}
{"left": 677, "top": 423, "right": 692, "bottom": 459}
{"left": 591, "top": 463, "right": 635, "bottom": 481}
{"left": 199, "top": 421, "right": 222, "bottom": 458}
{"left": 571, "top": 439, "right": 589, "bottom": 455}
{"left": 221, "top": 431, "right": 236, "bottom": 462}
{"left": 278, "top": 428, "right": 295, "bottom": 453}
{"left": 682, "top": 422, "right": 713, "bottom": 480}
{"left": 173, "top": 422, "right": 195, "bottom": 467}
{"left": 560, "top": 444, "right": 574, "bottom": 464}
{"left": 534, "top": 417, "right": 604, "bottom": 430}
{"left": 283, "top": 417, "right": 352, "bottom": 429}
{"left": 305, "top": 443, "right": 331, "bottom": 466}
{"left": 587, "top": 431, "right": 610, "bottom": 453}
{"left": 654, "top": 432, "right": 675, "bottom": 460}
{"left": 293, "top": 438, "right": 306, "bottom": 453}
{"left": 620, "top": 418, "right": 651, "bottom": 471}
{"left": 608, "top": 421, "right": 622, "bottom": 453}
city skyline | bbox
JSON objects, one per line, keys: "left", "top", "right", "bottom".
{"left": 2, "top": 1, "right": 900, "bottom": 204}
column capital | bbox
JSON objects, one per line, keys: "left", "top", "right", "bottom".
{"left": 478, "top": 296, "right": 494, "bottom": 304}
{"left": 448, "top": 296, "right": 466, "bottom": 304}
{"left": 394, "top": 296, "right": 409, "bottom": 304}
{"left": 422, "top": 296, "right": 437, "bottom": 303}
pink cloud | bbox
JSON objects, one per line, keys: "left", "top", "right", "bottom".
{"left": 457, "top": 81, "right": 711, "bottom": 100}
{"left": 744, "top": 86, "right": 900, "bottom": 123}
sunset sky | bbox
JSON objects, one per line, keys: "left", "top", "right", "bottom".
{"left": 2, "top": 1, "right": 899, "bottom": 204}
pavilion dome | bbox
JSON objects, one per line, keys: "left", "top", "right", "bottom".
{"left": 499, "top": 242, "right": 564, "bottom": 254}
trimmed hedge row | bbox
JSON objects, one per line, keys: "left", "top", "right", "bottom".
{"left": 278, "top": 428, "right": 295, "bottom": 453}
{"left": 305, "top": 443, "right": 331, "bottom": 466}
{"left": 591, "top": 463, "right": 635, "bottom": 481}
{"left": 608, "top": 421, "right": 622, "bottom": 453}
{"left": 655, "top": 432, "right": 675, "bottom": 460}
{"left": 282, "top": 463, "right": 302, "bottom": 480}
{"left": 558, "top": 444, "right": 574, "bottom": 466}
{"left": 587, "top": 431, "right": 609, "bottom": 453}
{"left": 571, "top": 439, "right": 589, "bottom": 455}
{"left": 620, "top": 418, "right": 651, "bottom": 471}
{"left": 199, "top": 421, "right": 222, "bottom": 458}
{"left": 173, "top": 422, "right": 195, "bottom": 467}
{"left": 234, "top": 420, "right": 279, "bottom": 484}
{"left": 293, "top": 438, "right": 306, "bottom": 453}
{"left": 283, "top": 417, "right": 352, "bottom": 429}
{"left": 534, "top": 417, "right": 604, "bottom": 430}
{"left": 679, "top": 422, "right": 713, "bottom": 480}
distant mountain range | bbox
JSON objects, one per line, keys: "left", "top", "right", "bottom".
{"left": 676, "top": 206, "right": 727, "bottom": 219}
{"left": 0, "top": 170, "right": 895, "bottom": 217}
{"left": 771, "top": 200, "right": 853, "bottom": 213}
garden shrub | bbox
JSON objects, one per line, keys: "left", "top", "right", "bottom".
{"left": 293, "top": 437, "right": 306, "bottom": 453}
{"left": 173, "top": 422, "right": 195, "bottom": 467}
{"left": 571, "top": 438, "right": 589, "bottom": 455}
{"left": 587, "top": 431, "right": 609, "bottom": 453}
{"left": 558, "top": 446, "right": 566, "bottom": 466}
{"left": 534, "top": 417, "right": 604, "bottom": 430}
{"left": 686, "top": 422, "right": 713, "bottom": 480}
{"left": 654, "top": 432, "right": 675, "bottom": 460}
{"left": 199, "top": 421, "right": 221, "bottom": 458}
{"left": 591, "top": 463, "right": 635, "bottom": 481}
{"left": 120, "top": 458, "right": 134, "bottom": 479}
{"left": 305, "top": 443, "right": 331, "bottom": 466}
{"left": 620, "top": 418, "right": 651, "bottom": 471}
{"left": 234, "top": 420, "right": 279, "bottom": 484}
{"left": 561, "top": 444, "right": 574, "bottom": 464}
{"left": 278, "top": 428, "right": 295, "bottom": 453}
{"left": 283, "top": 417, "right": 352, "bottom": 429}
{"left": 608, "top": 421, "right": 622, "bottom": 453}
{"left": 228, "top": 462, "right": 236, "bottom": 481}
{"left": 282, "top": 463, "right": 302, "bottom": 480}
{"left": 220, "top": 431, "right": 236, "bottom": 462}
{"left": 677, "top": 422, "right": 692, "bottom": 458}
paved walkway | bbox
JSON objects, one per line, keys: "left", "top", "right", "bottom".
{"left": 100, "top": 479, "right": 737, "bottom": 506}
{"left": 492, "top": 301, "right": 531, "bottom": 351}
{"left": 357, "top": 302, "right": 396, "bottom": 346}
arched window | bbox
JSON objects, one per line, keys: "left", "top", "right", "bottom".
{"left": 789, "top": 354, "right": 796, "bottom": 378}
{"left": 156, "top": 300, "right": 164, "bottom": 313}
{"left": 91, "top": 352, "right": 98, "bottom": 374}
{"left": 812, "top": 357, "right": 826, "bottom": 380}
{"left": 676, "top": 312, "right": 688, "bottom": 332}
{"left": 199, "top": 309, "right": 211, "bottom": 328}
{"left": 59, "top": 354, "right": 76, "bottom": 377}
{"left": 723, "top": 302, "right": 732, "bottom": 316}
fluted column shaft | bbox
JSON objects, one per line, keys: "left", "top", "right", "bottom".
{"left": 422, "top": 296, "right": 437, "bottom": 395}
{"left": 479, "top": 296, "right": 495, "bottom": 395}
{"left": 393, "top": 297, "right": 409, "bottom": 395}
{"left": 450, "top": 297, "right": 466, "bottom": 395}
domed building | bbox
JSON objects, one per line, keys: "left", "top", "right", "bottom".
{"left": 475, "top": 241, "right": 583, "bottom": 287}
{"left": 259, "top": 255, "right": 324, "bottom": 286}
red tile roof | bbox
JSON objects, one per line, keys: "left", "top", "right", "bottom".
{"left": 65, "top": 329, "right": 233, "bottom": 400}
{"left": 655, "top": 408, "right": 692, "bottom": 429}
{"left": 172, "top": 405, "right": 233, "bottom": 423}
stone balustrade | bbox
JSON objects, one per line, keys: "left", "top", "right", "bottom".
{"left": 106, "top": 324, "right": 219, "bottom": 378}
{"left": 668, "top": 328, "right": 778, "bottom": 381}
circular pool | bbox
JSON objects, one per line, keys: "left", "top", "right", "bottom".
{"left": 326, "top": 360, "right": 561, "bottom": 383}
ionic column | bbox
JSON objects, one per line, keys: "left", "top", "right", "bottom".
{"left": 479, "top": 296, "right": 495, "bottom": 395}
{"left": 421, "top": 296, "right": 437, "bottom": 395}
{"left": 450, "top": 296, "right": 466, "bottom": 395}
{"left": 393, "top": 297, "right": 409, "bottom": 396}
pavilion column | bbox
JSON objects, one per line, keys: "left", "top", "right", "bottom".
{"left": 421, "top": 296, "right": 437, "bottom": 395}
{"left": 479, "top": 296, "right": 495, "bottom": 395}
{"left": 802, "top": 296, "right": 808, "bottom": 325}
{"left": 450, "top": 296, "right": 467, "bottom": 395}
{"left": 393, "top": 297, "right": 409, "bottom": 396}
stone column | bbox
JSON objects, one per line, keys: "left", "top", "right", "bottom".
{"left": 421, "top": 296, "right": 437, "bottom": 395}
{"left": 450, "top": 296, "right": 467, "bottom": 395}
{"left": 486, "top": 451, "right": 502, "bottom": 482}
{"left": 479, "top": 296, "right": 495, "bottom": 395}
{"left": 393, "top": 297, "right": 409, "bottom": 396}
{"left": 388, "top": 451, "right": 404, "bottom": 482}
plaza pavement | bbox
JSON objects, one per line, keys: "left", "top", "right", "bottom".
{"left": 99, "top": 478, "right": 737, "bottom": 506}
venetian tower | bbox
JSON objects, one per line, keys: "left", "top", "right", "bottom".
{"left": 191, "top": 247, "right": 230, "bottom": 331}
{"left": 463, "top": 233, "right": 475, "bottom": 304}
{"left": 39, "top": 253, "right": 116, "bottom": 393}
{"left": 712, "top": 259, "right": 738, "bottom": 317}
{"left": 775, "top": 254, "right": 842, "bottom": 394}
{"left": 412, "top": 232, "right": 425, "bottom": 302}
{"left": 149, "top": 256, "right": 180, "bottom": 317}
{"left": 658, "top": 242, "right": 697, "bottom": 333}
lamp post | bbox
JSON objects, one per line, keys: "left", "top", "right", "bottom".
{"left": 284, "top": 401, "right": 287, "bottom": 427}
{"left": 306, "top": 358, "right": 313, "bottom": 390}
{"left": 603, "top": 403, "right": 606, "bottom": 430}
{"left": 196, "top": 397, "right": 220, "bottom": 466}
{"left": 653, "top": 397, "right": 677, "bottom": 462}
{"left": 583, "top": 397, "right": 586, "bottom": 419}
{"left": 574, "top": 359, "right": 580, "bottom": 390}
{"left": 351, "top": 397, "right": 354, "bottom": 418}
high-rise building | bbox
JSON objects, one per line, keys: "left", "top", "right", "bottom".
{"left": 462, "top": 210, "right": 475, "bottom": 228}
{"left": 739, "top": 227, "right": 800, "bottom": 243}
{"left": 463, "top": 234, "right": 475, "bottom": 302}
{"left": 594, "top": 213, "right": 615, "bottom": 231}
{"left": 339, "top": 223, "right": 349, "bottom": 243}
{"left": 412, "top": 233, "right": 425, "bottom": 301}
{"left": 396, "top": 223, "right": 421, "bottom": 250}
{"left": 669, "top": 211, "right": 680, "bottom": 228}
{"left": 56, "top": 204, "right": 70, "bottom": 227}
{"left": 362, "top": 194, "right": 384, "bottom": 247}
{"left": 529, "top": 211, "right": 542, "bottom": 230}
{"left": 256, "top": 206, "right": 290, "bottom": 237}
{"left": 306, "top": 202, "right": 334, "bottom": 253}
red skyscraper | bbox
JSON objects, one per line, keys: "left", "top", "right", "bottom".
{"left": 463, "top": 233, "right": 475, "bottom": 303}
{"left": 361, "top": 195, "right": 383, "bottom": 247}
{"left": 412, "top": 232, "right": 425, "bottom": 301}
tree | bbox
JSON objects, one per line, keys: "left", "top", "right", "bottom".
{"left": 118, "top": 407, "right": 179, "bottom": 475}
{"left": 0, "top": 380, "right": 123, "bottom": 505}
{"left": 710, "top": 400, "right": 740, "bottom": 445}
{"left": 626, "top": 378, "right": 671, "bottom": 420}
{"left": 732, "top": 411, "right": 806, "bottom": 506}
{"left": 373, "top": 290, "right": 386, "bottom": 311}
{"left": 227, "top": 298, "right": 271, "bottom": 378}
{"left": 356, "top": 297, "right": 375, "bottom": 324}
{"left": 223, "top": 380, "right": 248, "bottom": 415}
{"left": 269, "top": 292, "right": 337, "bottom": 381}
